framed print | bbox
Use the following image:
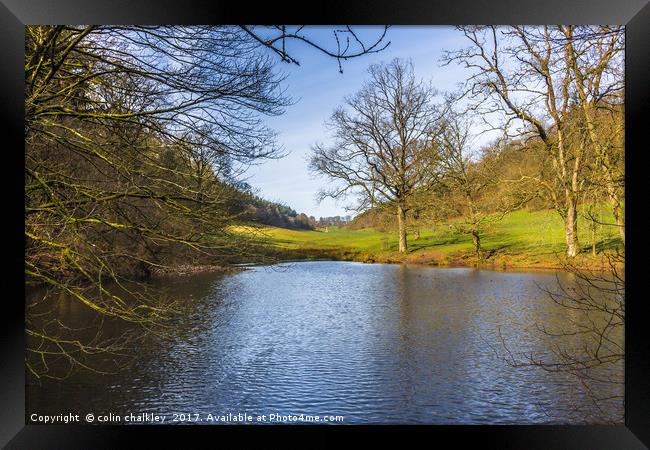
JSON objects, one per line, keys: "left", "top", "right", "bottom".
{"left": 2, "top": 0, "right": 649, "bottom": 447}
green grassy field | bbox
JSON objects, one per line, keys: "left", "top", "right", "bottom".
{"left": 238, "top": 205, "right": 623, "bottom": 269}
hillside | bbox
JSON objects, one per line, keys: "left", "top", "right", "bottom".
{"left": 241, "top": 206, "right": 623, "bottom": 270}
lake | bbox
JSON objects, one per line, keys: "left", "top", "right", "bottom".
{"left": 26, "top": 261, "right": 624, "bottom": 424}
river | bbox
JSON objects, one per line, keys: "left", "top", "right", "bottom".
{"left": 26, "top": 261, "right": 624, "bottom": 424}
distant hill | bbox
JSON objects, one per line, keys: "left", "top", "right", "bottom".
{"left": 239, "top": 192, "right": 317, "bottom": 230}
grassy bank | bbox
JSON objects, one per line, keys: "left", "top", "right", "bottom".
{"left": 233, "top": 205, "right": 624, "bottom": 271}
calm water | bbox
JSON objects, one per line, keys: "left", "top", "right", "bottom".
{"left": 27, "top": 261, "right": 624, "bottom": 424}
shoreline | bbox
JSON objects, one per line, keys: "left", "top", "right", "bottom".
{"left": 147, "top": 249, "right": 624, "bottom": 277}
{"left": 267, "top": 247, "right": 623, "bottom": 273}
{"left": 149, "top": 264, "right": 247, "bottom": 278}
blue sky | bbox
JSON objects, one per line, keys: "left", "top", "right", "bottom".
{"left": 245, "top": 26, "right": 475, "bottom": 219}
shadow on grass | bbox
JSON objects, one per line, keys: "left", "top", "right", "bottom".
{"left": 405, "top": 233, "right": 471, "bottom": 253}
{"left": 582, "top": 238, "right": 624, "bottom": 254}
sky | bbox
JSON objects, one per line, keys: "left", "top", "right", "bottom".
{"left": 243, "top": 26, "right": 478, "bottom": 219}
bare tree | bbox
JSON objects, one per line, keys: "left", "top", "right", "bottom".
{"left": 444, "top": 26, "right": 627, "bottom": 421}
{"left": 496, "top": 252, "right": 624, "bottom": 423}
{"left": 434, "top": 108, "right": 503, "bottom": 263}
{"left": 443, "top": 26, "right": 624, "bottom": 257}
{"left": 25, "top": 25, "right": 390, "bottom": 377}
{"left": 562, "top": 26, "right": 625, "bottom": 244}
{"left": 240, "top": 25, "right": 390, "bottom": 73}
{"left": 310, "top": 58, "right": 441, "bottom": 253}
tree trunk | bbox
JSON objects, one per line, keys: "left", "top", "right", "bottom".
{"left": 397, "top": 204, "right": 408, "bottom": 253}
{"left": 578, "top": 100, "right": 624, "bottom": 246}
{"left": 471, "top": 230, "right": 482, "bottom": 263}
{"left": 610, "top": 196, "right": 625, "bottom": 246}
{"left": 565, "top": 197, "right": 580, "bottom": 258}
{"left": 467, "top": 197, "right": 481, "bottom": 263}
{"left": 591, "top": 221, "right": 597, "bottom": 256}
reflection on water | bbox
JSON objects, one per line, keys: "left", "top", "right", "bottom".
{"left": 26, "top": 261, "right": 624, "bottom": 424}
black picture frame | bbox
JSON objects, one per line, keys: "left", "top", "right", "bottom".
{"left": 2, "top": 1, "right": 648, "bottom": 447}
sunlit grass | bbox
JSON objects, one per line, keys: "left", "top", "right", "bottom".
{"left": 234, "top": 205, "right": 623, "bottom": 269}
